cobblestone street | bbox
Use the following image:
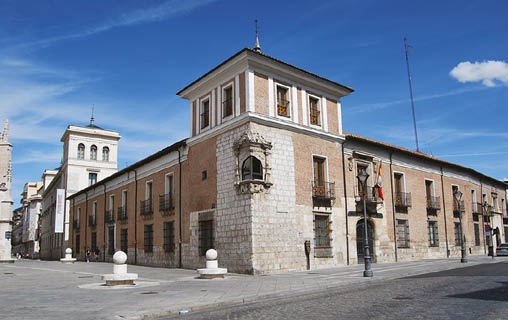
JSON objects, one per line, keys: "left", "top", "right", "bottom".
{"left": 164, "top": 260, "right": 508, "bottom": 320}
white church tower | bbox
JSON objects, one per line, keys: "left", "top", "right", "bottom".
{"left": 0, "top": 120, "right": 14, "bottom": 263}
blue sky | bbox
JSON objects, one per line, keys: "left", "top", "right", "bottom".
{"left": 1, "top": 0, "right": 507, "bottom": 206}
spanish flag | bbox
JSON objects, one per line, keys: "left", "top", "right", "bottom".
{"left": 376, "top": 162, "right": 384, "bottom": 200}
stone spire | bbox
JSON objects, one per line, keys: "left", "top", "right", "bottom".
{"left": 1, "top": 119, "right": 8, "bottom": 142}
{"left": 253, "top": 19, "right": 261, "bottom": 53}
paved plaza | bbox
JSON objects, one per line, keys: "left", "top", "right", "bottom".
{"left": 0, "top": 256, "right": 501, "bottom": 320}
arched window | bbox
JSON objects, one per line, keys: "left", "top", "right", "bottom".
{"left": 77, "top": 143, "right": 85, "bottom": 159}
{"left": 242, "top": 156, "right": 263, "bottom": 180}
{"left": 90, "top": 145, "right": 97, "bottom": 160}
{"left": 102, "top": 146, "right": 109, "bottom": 161}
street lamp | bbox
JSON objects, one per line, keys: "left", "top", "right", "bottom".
{"left": 453, "top": 190, "right": 467, "bottom": 263}
{"left": 484, "top": 201, "right": 494, "bottom": 259}
{"left": 357, "top": 168, "right": 373, "bottom": 277}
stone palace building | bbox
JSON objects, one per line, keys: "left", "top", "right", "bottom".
{"left": 65, "top": 48, "right": 507, "bottom": 274}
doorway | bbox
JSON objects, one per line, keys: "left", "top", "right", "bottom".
{"left": 356, "top": 219, "right": 375, "bottom": 263}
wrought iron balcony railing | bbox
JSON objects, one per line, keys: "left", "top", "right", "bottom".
{"left": 355, "top": 184, "right": 382, "bottom": 203}
{"left": 472, "top": 202, "right": 483, "bottom": 214}
{"left": 140, "top": 199, "right": 153, "bottom": 216}
{"left": 159, "top": 193, "right": 175, "bottom": 211}
{"left": 105, "top": 209, "right": 114, "bottom": 223}
{"left": 73, "top": 220, "right": 80, "bottom": 230}
{"left": 117, "top": 206, "right": 127, "bottom": 221}
{"left": 395, "top": 192, "right": 412, "bottom": 208}
{"left": 312, "top": 181, "right": 335, "bottom": 199}
{"left": 453, "top": 200, "right": 465, "bottom": 218}
{"left": 426, "top": 196, "right": 441, "bottom": 210}
{"left": 88, "top": 215, "right": 96, "bottom": 226}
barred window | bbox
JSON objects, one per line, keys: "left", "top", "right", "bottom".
{"left": 164, "top": 221, "right": 175, "bottom": 253}
{"left": 120, "top": 228, "right": 128, "bottom": 253}
{"left": 474, "top": 223, "right": 481, "bottom": 246}
{"left": 314, "top": 215, "right": 330, "bottom": 247}
{"left": 454, "top": 222, "right": 461, "bottom": 246}
{"left": 144, "top": 224, "right": 153, "bottom": 253}
{"left": 428, "top": 221, "right": 439, "bottom": 247}
{"left": 396, "top": 219, "right": 410, "bottom": 248}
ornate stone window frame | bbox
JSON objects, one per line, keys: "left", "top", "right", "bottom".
{"left": 233, "top": 130, "right": 272, "bottom": 194}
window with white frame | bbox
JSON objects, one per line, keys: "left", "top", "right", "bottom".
{"left": 77, "top": 143, "right": 85, "bottom": 159}
{"left": 200, "top": 98, "right": 210, "bottom": 129}
{"left": 222, "top": 85, "right": 233, "bottom": 118}
{"left": 102, "top": 146, "right": 109, "bottom": 161}
{"left": 276, "top": 85, "right": 290, "bottom": 117}
{"left": 90, "top": 145, "right": 97, "bottom": 160}
{"left": 309, "top": 96, "right": 320, "bottom": 126}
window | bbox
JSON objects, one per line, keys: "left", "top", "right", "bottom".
{"left": 90, "top": 145, "right": 97, "bottom": 160}
{"left": 91, "top": 232, "right": 97, "bottom": 252}
{"left": 160, "top": 174, "right": 174, "bottom": 211}
{"left": 428, "top": 221, "right": 438, "bottom": 247}
{"left": 144, "top": 224, "right": 153, "bottom": 253}
{"left": 314, "top": 215, "right": 330, "bottom": 247}
{"left": 474, "top": 223, "right": 481, "bottom": 246}
{"left": 313, "top": 157, "right": 326, "bottom": 197}
{"left": 88, "top": 173, "right": 97, "bottom": 186}
{"left": 277, "top": 85, "right": 290, "bottom": 117}
{"left": 141, "top": 182, "right": 153, "bottom": 215}
{"left": 75, "top": 234, "right": 80, "bottom": 255}
{"left": 77, "top": 143, "right": 85, "bottom": 159}
{"left": 102, "top": 147, "right": 109, "bottom": 161}
{"left": 454, "top": 222, "right": 461, "bottom": 246}
{"left": 356, "top": 164, "right": 369, "bottom": 198}
{"left": 242, "top": 156, "right": 263, "bottom": 180}
{"left": 309, "top": 96, "right": 320, "bottom": 126}
{"left": 120, "top": 228, "right": 128, "bottom": 253}
{"left": 199, "top": 220, "right": 214, "bottom": 256}
{"left": 164, "top": 221, "right": 175, "bottom": 252}
{"left": 223, "top": 86, "right": 233, "bottom": 118}
{"left": 108, "top": 226, "right": 115, "bottom": 255}
{"left": 396, "top": 219, "right": 410, "bottom": 248}
{"left": 200, "top": 99, "right": 210, "bottom": 129}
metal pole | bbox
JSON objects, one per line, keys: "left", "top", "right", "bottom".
{"left": 361, "top": 177, "right": 373, "bottom": 277}
{"left": 458, "top": 201, "right": 467, "bottom": 263}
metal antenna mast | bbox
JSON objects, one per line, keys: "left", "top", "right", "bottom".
{"left": 404, "top": 37, "right": 420, "bottom": 152}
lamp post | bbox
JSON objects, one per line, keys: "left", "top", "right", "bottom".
{"left": 454, "top": 190, "right": 467, "bottom": 263}
{"left": 357, "top": 168, "right": 373, "bottom": 277}
{"left": 484, "top": 201, "right": 494, "bottom": 259}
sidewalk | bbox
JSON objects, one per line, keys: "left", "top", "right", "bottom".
{"left": 0, "top": 256, "right": 500, "bottom": 320}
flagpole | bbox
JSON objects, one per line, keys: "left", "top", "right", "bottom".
{"left": 404, "top": 37, "right": 420, "bottom": 152}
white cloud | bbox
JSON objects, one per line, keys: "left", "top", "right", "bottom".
{"left": 450, "top": 60, "right": 508, "bottom": 87}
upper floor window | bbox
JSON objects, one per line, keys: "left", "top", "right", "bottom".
{"left": 88, "top": 173, "right": 97, "bottom": 186}
{"left": 313, "top": 157, "right": 326, "bottom": 196}
{"left": 90, "top": 145, "right": 97, "bottom": 160}
{"left": 102, "top": 147, "right": 109, "bottom": 161}
{"left": 309, "top": 96, "right": 320, "bottom": 126}
{"left": 242, "top": 156, "right": 263, "bottom": 180}
{"left": 200, "top": 99, "right": 210, "bottom": 129}
{"left": 277, "top": 85, "right": 290, "bottom": 117}
{"left": 77, "top": 143, "right": 85, "bottom": 159}
{"left": 222, "top": 86, "right": 233, "bottom": 118}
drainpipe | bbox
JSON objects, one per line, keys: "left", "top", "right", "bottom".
{"left": 389, "top": 152, "right": 397, "bottom": 262}
{"left": 341, "top": 142, "right": 350, "bottom": 265}
{"left": 480, "top": 180, "right": 486, "bottom": 255}
{"left": 440, "top": 167, "right": 449, "bottom": 257}
{"left": 103, "top": 184, "right": 106, "bottom": 262}
{"left": 134, "top": 169, "right": 138, "bottom": 265}
{"left": 178, "top": 147, "right": 183, "bottom": 268}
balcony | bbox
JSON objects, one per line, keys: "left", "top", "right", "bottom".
{"left": 395, "top": 192, "right": 412, "bottom": 208}
{"left": 140, "top": 199, "right": 153, "bottom": 216}
{"left": 88, "top": 215, "right": 96, "bottom": 227}
{"left": 277, "top": 100, "right": 290, "bottom": 117}
{"left": 426, "top": 196, "right": 441, "bottom": 214}
{"left": 105, "top": 209, "right": 114, "bottom": 223}
{"left": 159, "top": 193, "right": 175, "bottom": 212}
{"left": 355, "top": 184, "right": 382, "bottom": 204}
{"left": 312, "top": 181, "right": 335, "bottom": 207}
{"left": 453, "top": 200, "right": 465, "bottom": 218}
{"left": 472, "top": 202, "right": 484, "bottom": 214}
{"left": 117, "top": 206, "right": 127, "bottom": 221}
{"left": 73, "top": 220, "right": 80, "bottom": 230}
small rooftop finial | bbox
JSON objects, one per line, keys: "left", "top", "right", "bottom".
{"left": 253, "top": 19, "right": 261, "bottom": 52}
{"left": 90, "top": 105, "right": 95, "bottom": 126}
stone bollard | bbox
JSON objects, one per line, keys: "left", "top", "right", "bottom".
{"left": 197, "top": 249, "right": 227, "bottom": 279}
{"left": 102, "top": 251, "right": 138, "bottom": 286}
{"left": 60, "top": 248, "right": 77, "bottom": 264}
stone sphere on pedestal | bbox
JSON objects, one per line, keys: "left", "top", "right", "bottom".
{"left": 65, "top": 248, "right": 72, "bottom": 255}
{"left": 206, "top": 249, "right": 218, "bottom": 260}
{"left": 113, "top": 251, "right": 127, "bottom": 264}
